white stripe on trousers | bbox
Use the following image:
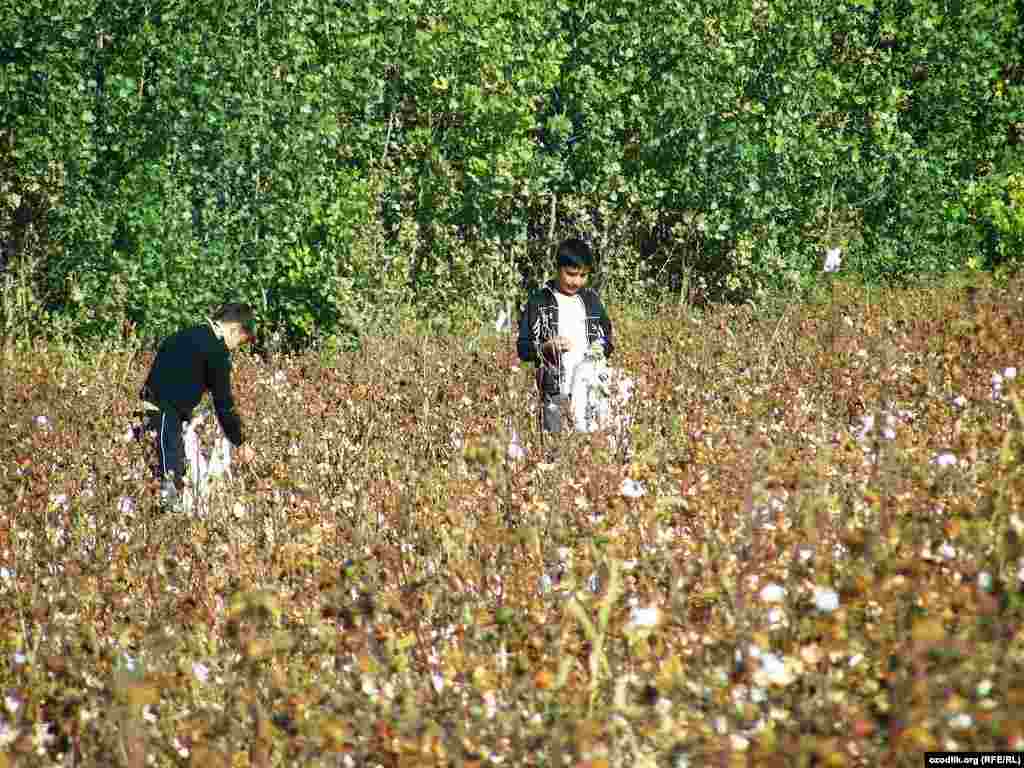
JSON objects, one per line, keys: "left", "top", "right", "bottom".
{"left": 160, "top": 411, "right": 170, "bottom": 479}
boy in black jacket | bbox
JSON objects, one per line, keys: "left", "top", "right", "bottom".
{"left": 517, "top": 238, "right": 614, "bottom": 434}
{"left": 140, "top": 302, "right": 256, "bottom": 510}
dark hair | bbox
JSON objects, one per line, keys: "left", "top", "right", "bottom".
{"left": 556, "top": 238, "right": 593, "bottom": 270}
{"left": 214, "top": 302, "right": 256, "bottom": 334}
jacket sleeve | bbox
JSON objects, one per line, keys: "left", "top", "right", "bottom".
{"left": 517, "top": 296, "right": 539, "bottom": 364}
{"left": 208, "top": 353, "right": 245, "bottom": 446}
{"left": 593, "top": 293, "right": 614, "bottom": 358}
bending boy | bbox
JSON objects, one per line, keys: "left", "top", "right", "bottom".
{"left": 517, "top": 238, "right": 614, "bottom": 434}
{"left": 140, "top": 302, "right": 256, "bottom": 510}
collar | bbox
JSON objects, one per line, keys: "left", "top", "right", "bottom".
{"left": 546, "top": 281, "right": 586, "bottom": 303}
{"left": 207, "top": 318, "right": 226, "bottom": 341}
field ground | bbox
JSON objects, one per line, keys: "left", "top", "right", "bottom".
{"left": 4, "top": 276, "right": 1024, "bottom": 766}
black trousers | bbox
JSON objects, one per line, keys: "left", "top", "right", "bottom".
{"left": 540, "top": 393, "right": 571, "bottom": 434}
{"left": 143, "top": 406, "right": 185, "bottom": 488}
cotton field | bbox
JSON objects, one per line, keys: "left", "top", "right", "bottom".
{"left": 4, "top": 277, "right": 1024, "bottom": 766}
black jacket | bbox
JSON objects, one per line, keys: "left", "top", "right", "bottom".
{"left": 140, "top": 322, "right": 245, "bottom": 446}
{"left": 517, "top": 281, "right": 614, "bottom": 397}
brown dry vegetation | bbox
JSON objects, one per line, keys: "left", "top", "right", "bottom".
{"left": 4, "top": 277, "right": 1024, "bottom": 767}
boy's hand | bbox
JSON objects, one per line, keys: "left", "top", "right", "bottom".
{"left": 236, "top": 444, "right": 255, "bottom": 464}
{"left": 545, "top": 336, "right": 573, "bottom": 354}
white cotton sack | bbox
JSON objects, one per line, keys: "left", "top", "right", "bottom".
{"left": 569, "top": 355, "right": 635, "bottom": 434}
{"left": 207, "top": 437, "right": 232, "bottom": 479}
{"left": 182, "top": 415, "right": 232, "bottom": 513}
{"left": 183, "top": 419, "right": 207, "bottom": 483}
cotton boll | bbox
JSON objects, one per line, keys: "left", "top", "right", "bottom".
{"left": 855, "top": 414, "right": 874, "bottom": 441}
{"left": 493, "top": 307, "right": 511, "bottom": 333}
{"left": 538, "top": 572, "right": 553, "bottom": 594}
{"left": 173, "top": 737, "right": 190, "bottom": 759}
{"left": 628, "top": 605, "right": 661, "bottom": 629}
{"left": 823, "top": 247, "right": 842, "bottom": 273}
{"left": 949, "top": 713, "right": 973, "bottom": 730}
{"left": 620, "top": 478, "right": 646, "bottom": 498}
{"left": 449, "top": 430, "right": 464, "bottom": 451}
{"left": 731, "top": 735, "right": 750, "bottom": 752}
{"left": 992, "top": 371, "right": 1005, "bottom": 400}
{"left": 759, "top": 583, "right": 786, "bottom": 603}
{"left": 754, "top": 653, "right": 790, "bottom": 686}
{"left": 507, "top": 431, "right": 525, "bottom": 461}
{"left": 813, "top": 587, "right": 840, "bottom": 613}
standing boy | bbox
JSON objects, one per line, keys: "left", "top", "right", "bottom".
{"left": 140, "top": 302, "right": 256, "bottom": 510}
{"left": 517, "top": 238, "right": 614, "bottom": 434}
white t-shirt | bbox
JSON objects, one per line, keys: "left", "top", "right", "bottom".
{"left": 554, "top": 291, "right": 588, "bottom": 396}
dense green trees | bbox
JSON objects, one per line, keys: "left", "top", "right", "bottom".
{"left": 2, "top": 0, "right": 1022, "bottom": 344}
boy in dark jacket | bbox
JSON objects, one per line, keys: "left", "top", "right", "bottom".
{"left": 517, "top": 238, "right": 614, "bottom": 434}
{"left": 140, "top": 302, "right": 256, "bottom": 510}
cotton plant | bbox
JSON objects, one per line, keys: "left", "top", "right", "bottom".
{"left": 751, "top": 492, "right": 786, "bottom": 531}
{"left": 991, "top": 366, "right": 1018, "bottom": 401}
{"left": 506, "top": 430, "right": 525, "bottom": 461}
{"left": 853, "top": 406, "right": 916, "bottom": 444}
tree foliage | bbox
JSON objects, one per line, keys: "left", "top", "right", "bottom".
{"left": 2, "top": 0, "right": 1022, "bottom": 344}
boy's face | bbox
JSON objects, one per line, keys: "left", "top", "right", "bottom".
{"left": 226, "top": 323, "right": 255, "bottom": 350}
{"left": 556, "top": 265, "right": 589, "bottom": 296}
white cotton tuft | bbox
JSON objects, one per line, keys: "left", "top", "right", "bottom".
{"left": 628, "top": 605, "right": 661, "bottom": 628}
{"left": 620, "top": 478, "right": 646, "bottom": 498}
{"left": 813, "top": 587, "right": 840, "bottom": 613}
{"left": 823, "top": 247, "right": 842, "bottom": 273}
{"left": 493, "top": 307, "right": 512, "bottom": 333}
{"left": 507, "top": 430, "right": 525, "bottom": 461}
{"left": 759, "top": 583, "right": 786, "bottom": 603}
